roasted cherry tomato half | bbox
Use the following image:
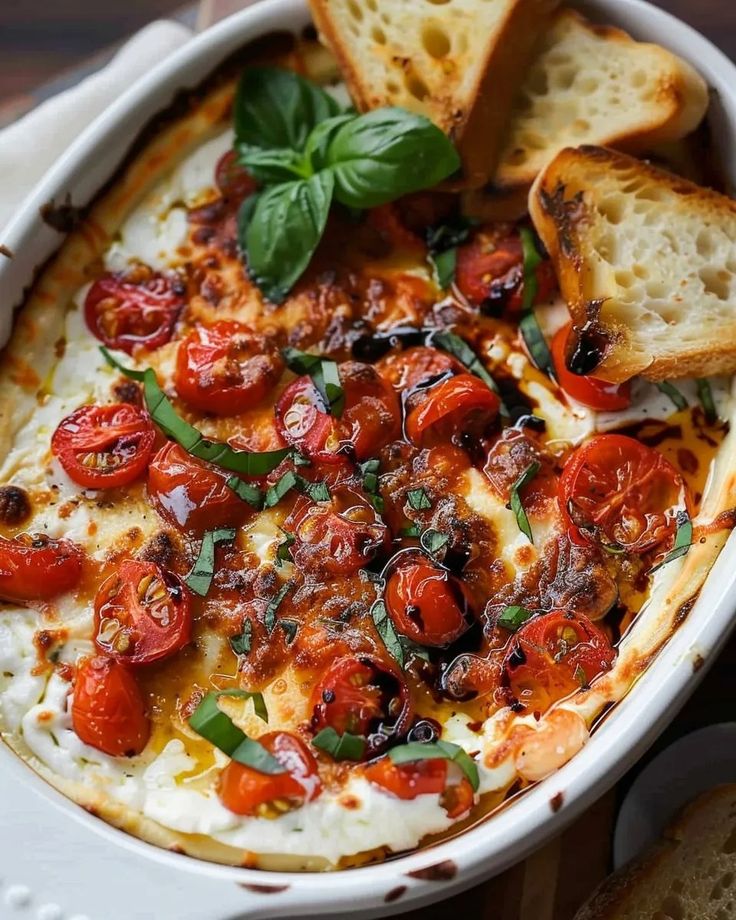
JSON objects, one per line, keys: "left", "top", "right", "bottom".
{"left": 560, "top": 434, "right": 691, "bottom": 553}
{"left": 385, "top": 559, "right": 472, "bottom": 647}
{"left": 455, "top": 229, "right": 557, "bottom": 313}
{"left": 93, "top": 559, "right": 192, "bottom": 666}
{"left": 364, "top": 757, "right": 474, "bottom": 819}
{"left": 218, "top": 731, "right": 322, "bottom": 817}
{"left": 552, "top": 324, "right": 631, "bottom": 412}
{"left": 286, "top": 488, "right": 389, "bottom": 577}
{"left": 84, "top": 271, "right": 184, "bottom": 354}
{"left": 0, "top": 533, "right": 83, "bottom": 602}
{"left": 366, "top": 204, "right": 425, "bottom": 254}
{"left": 376, "top": 346, "right": 463, "bottom": 392}
{"left": 503, "top": 610, "right": 615, "bottom": 713}
{"left": 174, "top": 320, "right": 284, "bottom": 416}
{"left": 311, "top": 655, "right": 414, "bottom": 757}
{"left": 405, "top": 374, "right": 500, "bottom": 447}
{"left": 71, "top": 656, "right": 150, "bottom": 757}
{"left": 214, "top": 149, "right": 258, "bottom": 201}
{"left": 52, "top": 403, "right": 155, "bottom": 490}
{"left": 148, "top": 442, "right": 249, "bottom": 534}
{"left": 275, "top": 361, "right": 401, "bottom": 463}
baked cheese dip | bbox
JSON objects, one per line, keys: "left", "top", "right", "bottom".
{"left": 0, "top": 29, "right": 735, "bottom": 872}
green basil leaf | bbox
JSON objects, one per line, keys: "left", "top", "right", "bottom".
{"left": 237, "top": 144, "right": 308, "bottom": 184}
{"left": 234, "top": 66, "right": 341, "bottom": 152}
{"left": 497, "top": 605, "right": 534, "bottom": 631}
{"left": 696, "top": 378, "right": 717, "bottom": 424}
{"left": 519, "top": 311, "right": 555, "bottom": 379}
{"left": 371, "top": 599, "right": 404, "bottom": 667}
{"left": 229, "top": 620, "right": 252, "bottom": 657}
{"left": 264, "top": 582, "right": 292, "bottom": 633}
{"left": 226, "top": 476, "right": 264, "bottom": 510}
{"left": 325, "top": 107, "right": 461, "bottom": 209}
{"left": 420, "top": 528, "right": 449, "bottom": 560}
{"left": 399, "top": 635, "right": 432, "bottom": 664}
{"left": 655, "top": 381, "right": 688, "bottom": 412}
{"left": 312, "top": 726, "right": 366, "bottom": 761}
{"left": 400, "top": 523, "right": 421, "bottom": 538}
{"left": 406, "top": 488, "right": 432, "bottom": 511}
{"left": 359, "top": 459, "right": 384, "bottom": 513}
{"left": 304, "top": 479, "right": 330, "bottom": 502}
{"left": 243, "top": 171, "right": 334, "bottom": 303}
{"left": 275, "top": 530, "right": 295, "bottom": 566}
{"left": 519, "top": 227, "right": 543, "bottom": 314}
{"left": 282, "top": 347, "right": 344, "bottom": 417}
{"left": 426, "top": 216, "right": 474, "bottom": 254}
{"left": 431, "top": 247, "right": 457, "bottom": 291}
{"left": 649, "top": 511, "right": 693, "bottom": 574}
{"left": 185, "top": 527, "right": 237, "bottom": 597}
{"left": 278, "top": 618, "right": 299, "bottom": 645}
{"left": 431, "top": 330, "right": 504, "bottom": 402}
{"left": 510, "top": 461, "right": 540, "bottom": 544}
{"left": 304, "top": 114, "right": 355, "bottom": 172}
{"left": 388, "top": 740, "right": 479, "bottom": 792}
{"left": 265, "top": 470, "right": 300, "bottom": 508}
{"left": 190, "top": 689, "right": 269, "bottom": 730}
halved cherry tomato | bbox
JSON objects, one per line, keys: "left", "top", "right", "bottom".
{"left": 385, "top": 559, "right": 472, "bottom": 647}
{"left": 0, "top": 534, "right": 83, "bottom": 602}
{"left": 84, "top": 271, "right": 184, "bottom": 354}
{"left": 71, "top": 656, "right": 150, "bottom": 757}
{"left": 286, "top": 487, "right": 389, "bottom": 577}
{"left": 218, "top": 731, "right": 322, "bottom": 817}
{"left": 214, "top": 149, "right": 258, "bottom": 201}
{"left": 455, "top": 229, "right": 557, "bottom": 313}
{"left": 503, "top": 610, "right": 615, "bottom": 713}
{"left": 52, "top": 403, "right": 155, "bottom": 489}
{"left": 364, "top": 757, "right": 474, "bottom": 819}
{"left": 174, "top": 321, "right": 284, "bottom": 416}
{"left": 405, "top": 374, "right": 500, "bottom": 447}
{"left": 275, "top": 362, "right": 401, "bottom": 463}
{"left": 560, "top": 434, "right": 691, "bottom": 553}
{"left": 93, "top": 559, "right": 192, "bottom": 666}
{"left": 376, "top": 346, "right": 463, "bottom": 392}
{"left": 311, "top": 655, "right": 414, "bottom": 757}
{"left": 552, "top": 325, "right": 631, "bottom": 411}
{"left": 148, "top": 442, "right": 249, "bottom": 534}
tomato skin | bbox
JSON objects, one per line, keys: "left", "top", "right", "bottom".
{"left": 148, "top": 442, "right": 249, "bottom": 534}
{"left": 218, "top": 731, "right": 322, "bottom": 817}
{"left": 93, "top": 559, "right": 192, "bottom": 666}
{"left": 174, "top": 321, "right": 284, "bottom": 416}
{"left": 364, "top": 757, "right": 474, "bottom": 818}
{"left": 552, "top": 325, "right": 631, "bottom": 411}
{"left": 214, "top": 149, "right": 258, "bottom": 201}
{"left": 0, "top": 534, "right": 83, "bottom": 602}
{"left": 405, "top": 374, "right": 500, "bottom": 447}
{"left": 275, "top": 362, "right": 401, "bottom": 463}
{"left": 503, "top": 610, "right": 615, "bottom": 713}
{"left": 52, "top": 403, "right": 155, "bottom": 490}
{"left": 366, "top": 204, "right": 426, "bottom": 254}
{"left": 385, "top": 560, "right": 472, "bottom": 647}
{"left": 560, "top": 434, "right": 691, "bottom": 553}
{"left": 84, "top": 271, "right": 183, "bottom": 354}
{"left": 311, "top": 656, "right": 414, "bottom": 757}
{"left": 71, "top": 656, "right": 150, "bottom": 757}
{"left": 376, "top": 346, "right": 463, "bottom": 392}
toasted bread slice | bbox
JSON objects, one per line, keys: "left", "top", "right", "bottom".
{"left": 308, "top": 0, "right": 560, "bottom": 188}
{"left": 529, "top": 145, "right": 736, "bottom": 383}
{"left": 464, "top": 8, "right": 709, "bottom": 219}
{"left": 574, "top": 785, "right": 736, "bottom": 920}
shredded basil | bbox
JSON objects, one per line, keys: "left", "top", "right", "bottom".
{"left": 312, "top": 726, "right": 366, "bottom": 761}
{"left": 696, "top": 378, "right": 717, "bottom": 424}
{"left": 426, "top": 216, "right": 474, "bottom": 290}
{"left": 519, "top": 311, "right": 555, "bottom": 378}
{"left": 278, "top": 618, "right": 299, "bottom": 645}
{"left": 420, "top": 528, "right": 449, "bottom": 560}
{"left": 388, "top": 740, "right": 479, "bottom": 791}
{"left": 275, "top": 531, "right": 295, "bottom": 566}
{"left": 185, "top": 528, "right": 236, "bottom": 597}
{"left": 359, "top": 458, "right": 384, "bottom": 513}
{"left": 226, "top": 476, "right": 264, "bottom": 509}
{"left": 406, "top": 488, "right": 432, "bottom": 511}
{"left": 229, "top": 620, "right": 252, "bottom": 656}
{"left": 264, "top": 469, "right": 331, "bottom": 508}
{"left": 282, "top": 347, "right": 345, "bottom": 417}
{"left": 264, "top": 582, "right": 292, "bottom": 633}
{"left": 430, "top": 330, "right": 504, "bottom": 404}
{"left": 497, "top": 605, "right": 534, "bottom": 631}
{"left": 510, "top": 461, "right": 540, "bottom": 544}
{"left": 431, "top": 247, "right": 458, "bottom": 291}
{"left": 371, "top": 599, "right": 404, "bottom": 667}
{"left": 649, "top": 511, "right": 693, "bottom": 574}
{"left": 573, "top": 664, "right": 587, "bottom": 688}
{"left": 519, "top": 227, "right": 542, "bottom": 313}
{"left": 517, "top": 228, "right": 554, "bottom": 378}
{"left": 400, "top": 523, "right": 421, "bottom": 538}
{"left": 656, "top": 381, "right": 688, "bottom": 412}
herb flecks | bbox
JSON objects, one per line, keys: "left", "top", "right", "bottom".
{"left": 510, "top": 461, "right": 540, "bottom": 544}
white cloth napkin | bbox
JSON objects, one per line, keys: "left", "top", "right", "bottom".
{"left": 0, "top": 19, "right": 192, "bottom": 231}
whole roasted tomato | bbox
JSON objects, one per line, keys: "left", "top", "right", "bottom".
{"left": 0, "top": 533, "right": 83, "bottom": 602}
{"left": 376, "top": 346, "right": 463, "bottom": 392}
{"left": 385, "top": 558, "right": 472, "bottom": 647}
{"left": 405, "top": 374, "right": 500, "bottom": 447}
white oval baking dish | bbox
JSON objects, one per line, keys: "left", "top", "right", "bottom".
{"left": 1, "top": 1, "right": 735, "bottom": 916}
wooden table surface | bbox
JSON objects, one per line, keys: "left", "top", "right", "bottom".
{"left": 0, "top": 1, "right": 734, "bottom": 917}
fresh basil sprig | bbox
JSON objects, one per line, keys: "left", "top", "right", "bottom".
{"left": 388, "top": 740, "right": 479, "bottom": 791}
{"left": 312, "top": 726, "right": 366, "bottom": 762}
{"left": 282, "top": 347, "right": 345, "bottom": 417}
{"left": 186, "top": 527, "right": 236, "bottom": 597}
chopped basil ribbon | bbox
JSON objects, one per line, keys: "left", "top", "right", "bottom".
{"left": 430, "top": 330, "right": 506, "bottom": 410}
{"left": 226, "top": 476, "right": 264, "bottom": 509}
{"left": 573, "top": 664, "right": 587, "bottom": 688}
{"left": 696, "top": 378, "right": 717, "bottom": 424}
{"left": 432, "top": 248, "right": 458, "bottom": 292}
{"left": 371, "top": 599, "right": 404, "bottom": 668}
{"left": 649, "top": 511, "right": 693, "bottom": 574}
{"left": 420, "top": 528, "right": 449, "bottom": 560}
{"left": 189, "top": 690, "right": 285, "bottom": 775}
{"left": 426, "top": 216, "right": 474, "bottom": 290}
{"left": 497, "top": 605, "right": 534, "bottom": 631}
{"left": 282, "top": 347, "right": 345, "bottom": 417}
{"left": 518, "top": 228, "right": 554, "bottom": 378}
{"left": 264, "top": 582, "right": 292, "bottom": 633}
{"left": 388, "top": 740, "right": 479, "bottom": 792}
{"left": 359, "top": 459, "right": 384, "bottom": 513}
{"left": 656, "top": 381, "right": 688, "bottom": 412}
{"left": 278, "top": 618, "right": 299, "bottom": 645}
{"left": 264, "top": 470, "right": 330, "bottom": 508}
{"left": 185, "top": 528, "right": 236, "bottom": 597}
{"left": 275, "top": 531, "right": 296, "bottom": 566}
{"left": 312, "top": 726, "right": 366, "bottom": 761}
{"left": 406, "top": 487, "right": 432, "bottom": 511}
{"left": 100, "top": 347, "right": 289, "bottom": 476}
{"left": 510, "top": 461, "right": 540, "bottom": 544}
{"left": 400, "top": 523, "right": 421, "bottom": 538}
{"left": 229, "top": 620, "right": 252, "bottom": 656}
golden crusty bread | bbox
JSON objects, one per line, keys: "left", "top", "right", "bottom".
{"left": 574, "top": 785, "right": 736, "bottom": 920}
{"left": 307, "top": 0, "right": 560, "bottom": 188}
{"left": 463, "top": 8, "right": 709, "bottom": 221}
{"left": 529, "top": 145, "right": 736, "bottom": 384}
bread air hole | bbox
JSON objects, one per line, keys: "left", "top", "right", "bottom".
{"left": 425, "top": 0, "right": 451, "bottom": 4}
{"left": 405, "top": 73, "right": 430, "bottom": 101}
{"left": 422, "top": 24, "right": 451, "bottom": 58}
{"left": 347, "top": 0, "right": 364, "bottom": 20}
{"left": 631, "top": 69, "right": 648, "bottom": 88}
{"left": 700, "top": 266, "right": 732, "bottom": 301}
{"left": 365, "top": 0, "right": 377, "bottom": 9}
{"left": 372, "top": 25, "right": 387, "bottom": 44}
